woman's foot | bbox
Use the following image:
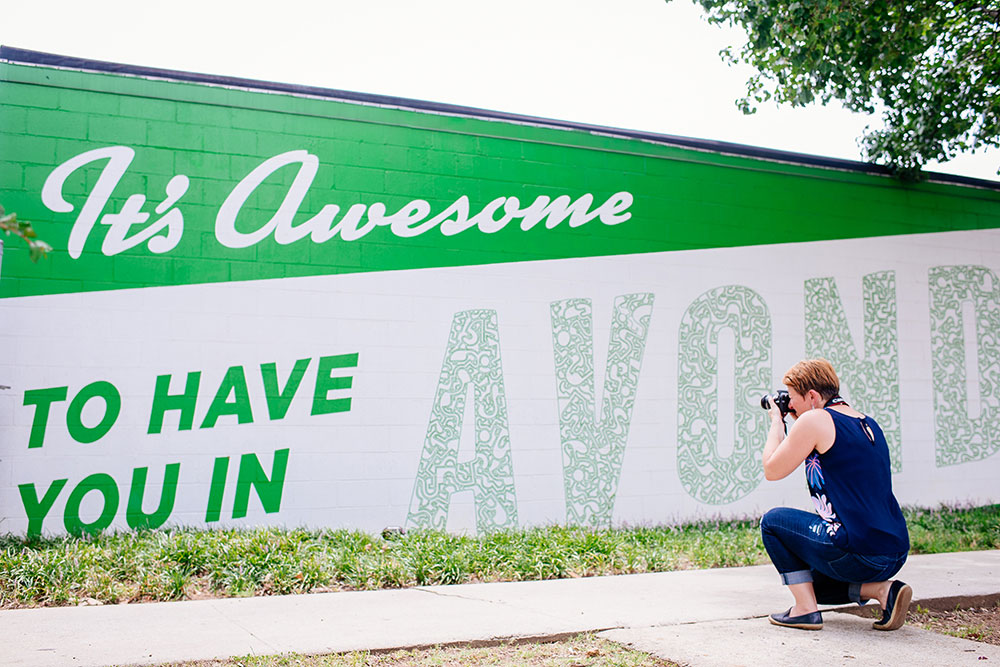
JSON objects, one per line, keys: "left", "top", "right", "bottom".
{"left": 769, "top": 607, "right": 823, "bottom": 630}
{"left": 873, "top": 580, "right": 912, "bottom": 631}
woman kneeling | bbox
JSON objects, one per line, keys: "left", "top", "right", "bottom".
{"left": 761, "top": 359, "right": 911, "bottom": 631}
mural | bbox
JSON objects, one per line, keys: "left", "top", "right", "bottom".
{"left": 805, "top": 272, "right": 901, "bottom": 470}
{"left": 2, "top": 50, "right": 999, "bottom": 537}
{"left": 407, "top": 310, "right": 518, "bottom": 532}
{"left": 550, "top": 294, "right": 654, "bottom": 527}
{"left": 676, "top": 286, "right": 770, "bottom": 505}
{"left": 929, "top": 266, "right": 1000, "bottom": 466}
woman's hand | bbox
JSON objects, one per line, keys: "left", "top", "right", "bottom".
{"left": 766, "top": 396, "right": 785, "bottom": 425}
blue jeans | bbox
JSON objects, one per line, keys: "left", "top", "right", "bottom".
{"left": 760, "top": 507, "right": 907, "bottom": 605}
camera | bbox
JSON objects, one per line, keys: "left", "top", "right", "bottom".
{"left": 760, "top": 389, "right": 792, "bottom": 417}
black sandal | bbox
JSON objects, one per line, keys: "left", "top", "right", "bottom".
{"left": 873, "top": 580, "right": 912, "bottom": 631}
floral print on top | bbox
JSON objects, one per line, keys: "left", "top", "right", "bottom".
{"left": 805, "top": 451, "right": 841, "bottom": 536}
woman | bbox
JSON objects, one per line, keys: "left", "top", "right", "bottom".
{"left": 760, "top": 358, "right": 911, "bottom": 631}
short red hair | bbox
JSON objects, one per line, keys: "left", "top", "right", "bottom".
{"left": 783, "top": 358, "right": 840, "bottom": 401}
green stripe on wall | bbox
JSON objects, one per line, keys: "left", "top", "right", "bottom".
{"left": 2, "top": 61, "right": 999, "bottom": 298}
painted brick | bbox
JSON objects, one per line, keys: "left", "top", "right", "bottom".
{"left": 114, "top": 254, "right": 174, "bottom": 284}
{"left": 433, "top": 132, "right": 477, "bottom": 154}
{"left": 0, "top": 277, "right": 20, "bottom": 297}
{"left": 0, "top": 106, "right": 27, "bottom": 134}
{"left": 433, "top": 174, "right": 484, "bottom": 201}
{"left": 333, "top": 166, "right": 385, "bottom": 194}
{"left": 146, "top": 120, "right": 204, "bottom": 150}
{"left": 378, "top": 124, "right": 434, "bottom": 149}
{"left": 521, "top": 142, "right": 572, "bottom": 165}
{"left": 202, "top": 127, "right": 258, "bottom": 156}
{"left": 16, "top": 277, "right": 84, "bottom": 296}
{"left": 1, "top": 82, "right": 60, "bottom": 109}
{"left": 176, "top": 103, "right": 232, "bottom": 127}
{"left": 25, "top": 108, "right": 88, "bottom": 139}
{"left": 1, "top": 132, "right": 57, "bottom": 163}
{"left": 2, "top": 58, "right": 999, "bottom": 542}
{"left": 87, "top": 115, "right": 148, "bottom": 144}
{"left": 363, "top": 144, "right": 407, "bottom": 171}
{"left": 173, "top": 258, "right": 230, "bottom": 283}
{"left": 230, "top": 107, "right": 284, "bottom": 132}
{"left": 54, "top": 137, "right": 106, "bottom": 164}
{"left": 134, "top": 146, "right": 186, "bottom": 176}
{"left": 230, "top": 154, "right": 269, "bottom": 179}
{"left": 229, "top": 260, "right": 287, "bottom": 282}
{"left": 119, "top": 95, "right": 176, "bottom": 121}
{"left": 453, "top": 153, "right": 476, "bottom": 175}
{"left": 0, "top": 161, "right": 24, "bottom": 188}
{"left": 174, "top": 150, "right": 231, "bottom": 178}
{"left": 282, "top": 263, "right": 332, "bottom": 279}
{"left": 309, "top": 239, "right": 362, "bottom": 268}
{"left": 253, "top": 134, "right": 314, "bottom": 163}
{"left": 175, "top": 204, "right": 217, "bottom": 238}
{"left": 384, "top": 170, "right": 434, "bottom": 197}
{"left": 476, "top": 136, "right": 523, "bottom": 160}
{"left": 59, "top": 90, "right": 119, "bottom": 115}
{"left": 199, "top": 232, "right": 255, "bottom": 261}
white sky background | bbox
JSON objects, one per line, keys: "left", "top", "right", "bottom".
{"left": 5, "top": 0, "right": 998, "bottom": 181}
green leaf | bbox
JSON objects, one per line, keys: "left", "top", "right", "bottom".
{"left": 685, "top": 0, "right": 1000, "bottom": 176}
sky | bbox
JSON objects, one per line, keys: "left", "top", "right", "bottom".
{"left": 5, "top": 0, "right": 999, "bottom": 182}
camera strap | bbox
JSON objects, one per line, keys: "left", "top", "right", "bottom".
{"left": 824, "top": 395, "right": 848, "bottom": 407}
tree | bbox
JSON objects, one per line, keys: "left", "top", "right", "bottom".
{"left": 0, "top": 204, "right": 51, "bottom": 262}
{"left": 690, "top": 0, "right": 1000, "bottom": 178}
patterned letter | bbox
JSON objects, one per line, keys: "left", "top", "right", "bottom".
{"left": 550, "top": 294, "right": 654, "bottom": 528}
{"left": 929, "top": 266, "right": 1000, "bottom": 466}
{"left": 677, "top": 286, "right": 769, "bottom": 504}
{"left": 805, "top": 272, "right": 901, "bottom": 471}
{"left": 407, "top": 310, "right": 518, "bottom": 533}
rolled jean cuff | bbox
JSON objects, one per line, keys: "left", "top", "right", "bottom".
{"left": 780, "top": 569, "right": 814, "bottom": 585}
{"left": 848, "top": 582, "right": 869, "bottom": 605}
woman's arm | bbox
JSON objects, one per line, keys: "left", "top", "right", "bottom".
{"left": 762, "top": 406, "right": 834, "bottom": 481}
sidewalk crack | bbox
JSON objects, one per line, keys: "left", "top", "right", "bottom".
{"left": 412, "top": 586, "right": 596, "bottom": 624}
{"left": 206, "top": 601, "right": 280, "bottom": 652}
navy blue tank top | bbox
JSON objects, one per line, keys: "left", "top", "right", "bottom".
{"left": 804, "top": 408, "right": 909, "bottom": 555}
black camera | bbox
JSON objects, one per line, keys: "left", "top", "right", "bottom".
{"left": 760, "top": 389, "right": 792, "bottom": 417}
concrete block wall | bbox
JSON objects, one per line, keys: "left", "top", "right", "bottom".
{"left": 1, "top": 54, "right": 999, "bottom": 537}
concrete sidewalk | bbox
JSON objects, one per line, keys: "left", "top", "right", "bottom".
{"left": 1, "top": 550, "right": 998, "bottom": 667}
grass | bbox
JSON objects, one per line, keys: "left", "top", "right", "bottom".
{"left": 2, "top": 504, "right": 997, "bottom": 609}
{"left": 906, "top": 504, "right": 1000, "bottom": 553}
{"left": 910, "top": 599, "right": 1000, "bottom": 646}
{"left": 144, "top": 634, "right": 680, "bottom": 667}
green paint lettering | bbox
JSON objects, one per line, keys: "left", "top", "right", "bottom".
{"left": 929, "top": 266, "right": 1000, "bottom": 466}
{"left": 148, "top": 372, "right": 201, "bottom": 433}
{"left": 18, "top": 479, "right": 68, "bottom": 538}
{"left": 126, "top": 464, "right": 181, "bottom": 530}
{"left": 677, "top": 285, "right": 770, "bottom": 504}
{"left": 406, "top": 310, "right": 518, "bottom": 533}
{"left": 261, "top": 358, "right": 310, "bottom": 420}
{"left": 805, "top": 272, "right": 901, "bottom": 471}
{"left": 232, "top": 448, "right": 290, "bottom": 518}
{"left": 66, "top": 381, "right": 121, "bottom": 444}
{"left": 22, "top": 386, "right": 69, "bottom": 448}
{"left": 205, "top": 456, "right": 229, "bottom": 522}
{"left": 550, "top": 294, "right": 654, "bottom": 528}
{"left": 201, "top": 366, "right": 253, "bottom": 429}
{"left": 311, "top": 354, "right": 358, "bottom": 416}
{"left": 64, "top": 473, "right": 119, "bottom": 536}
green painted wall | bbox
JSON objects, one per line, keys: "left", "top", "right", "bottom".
{"left": 2, "top": 60, "right": 999, "bottom": 298}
